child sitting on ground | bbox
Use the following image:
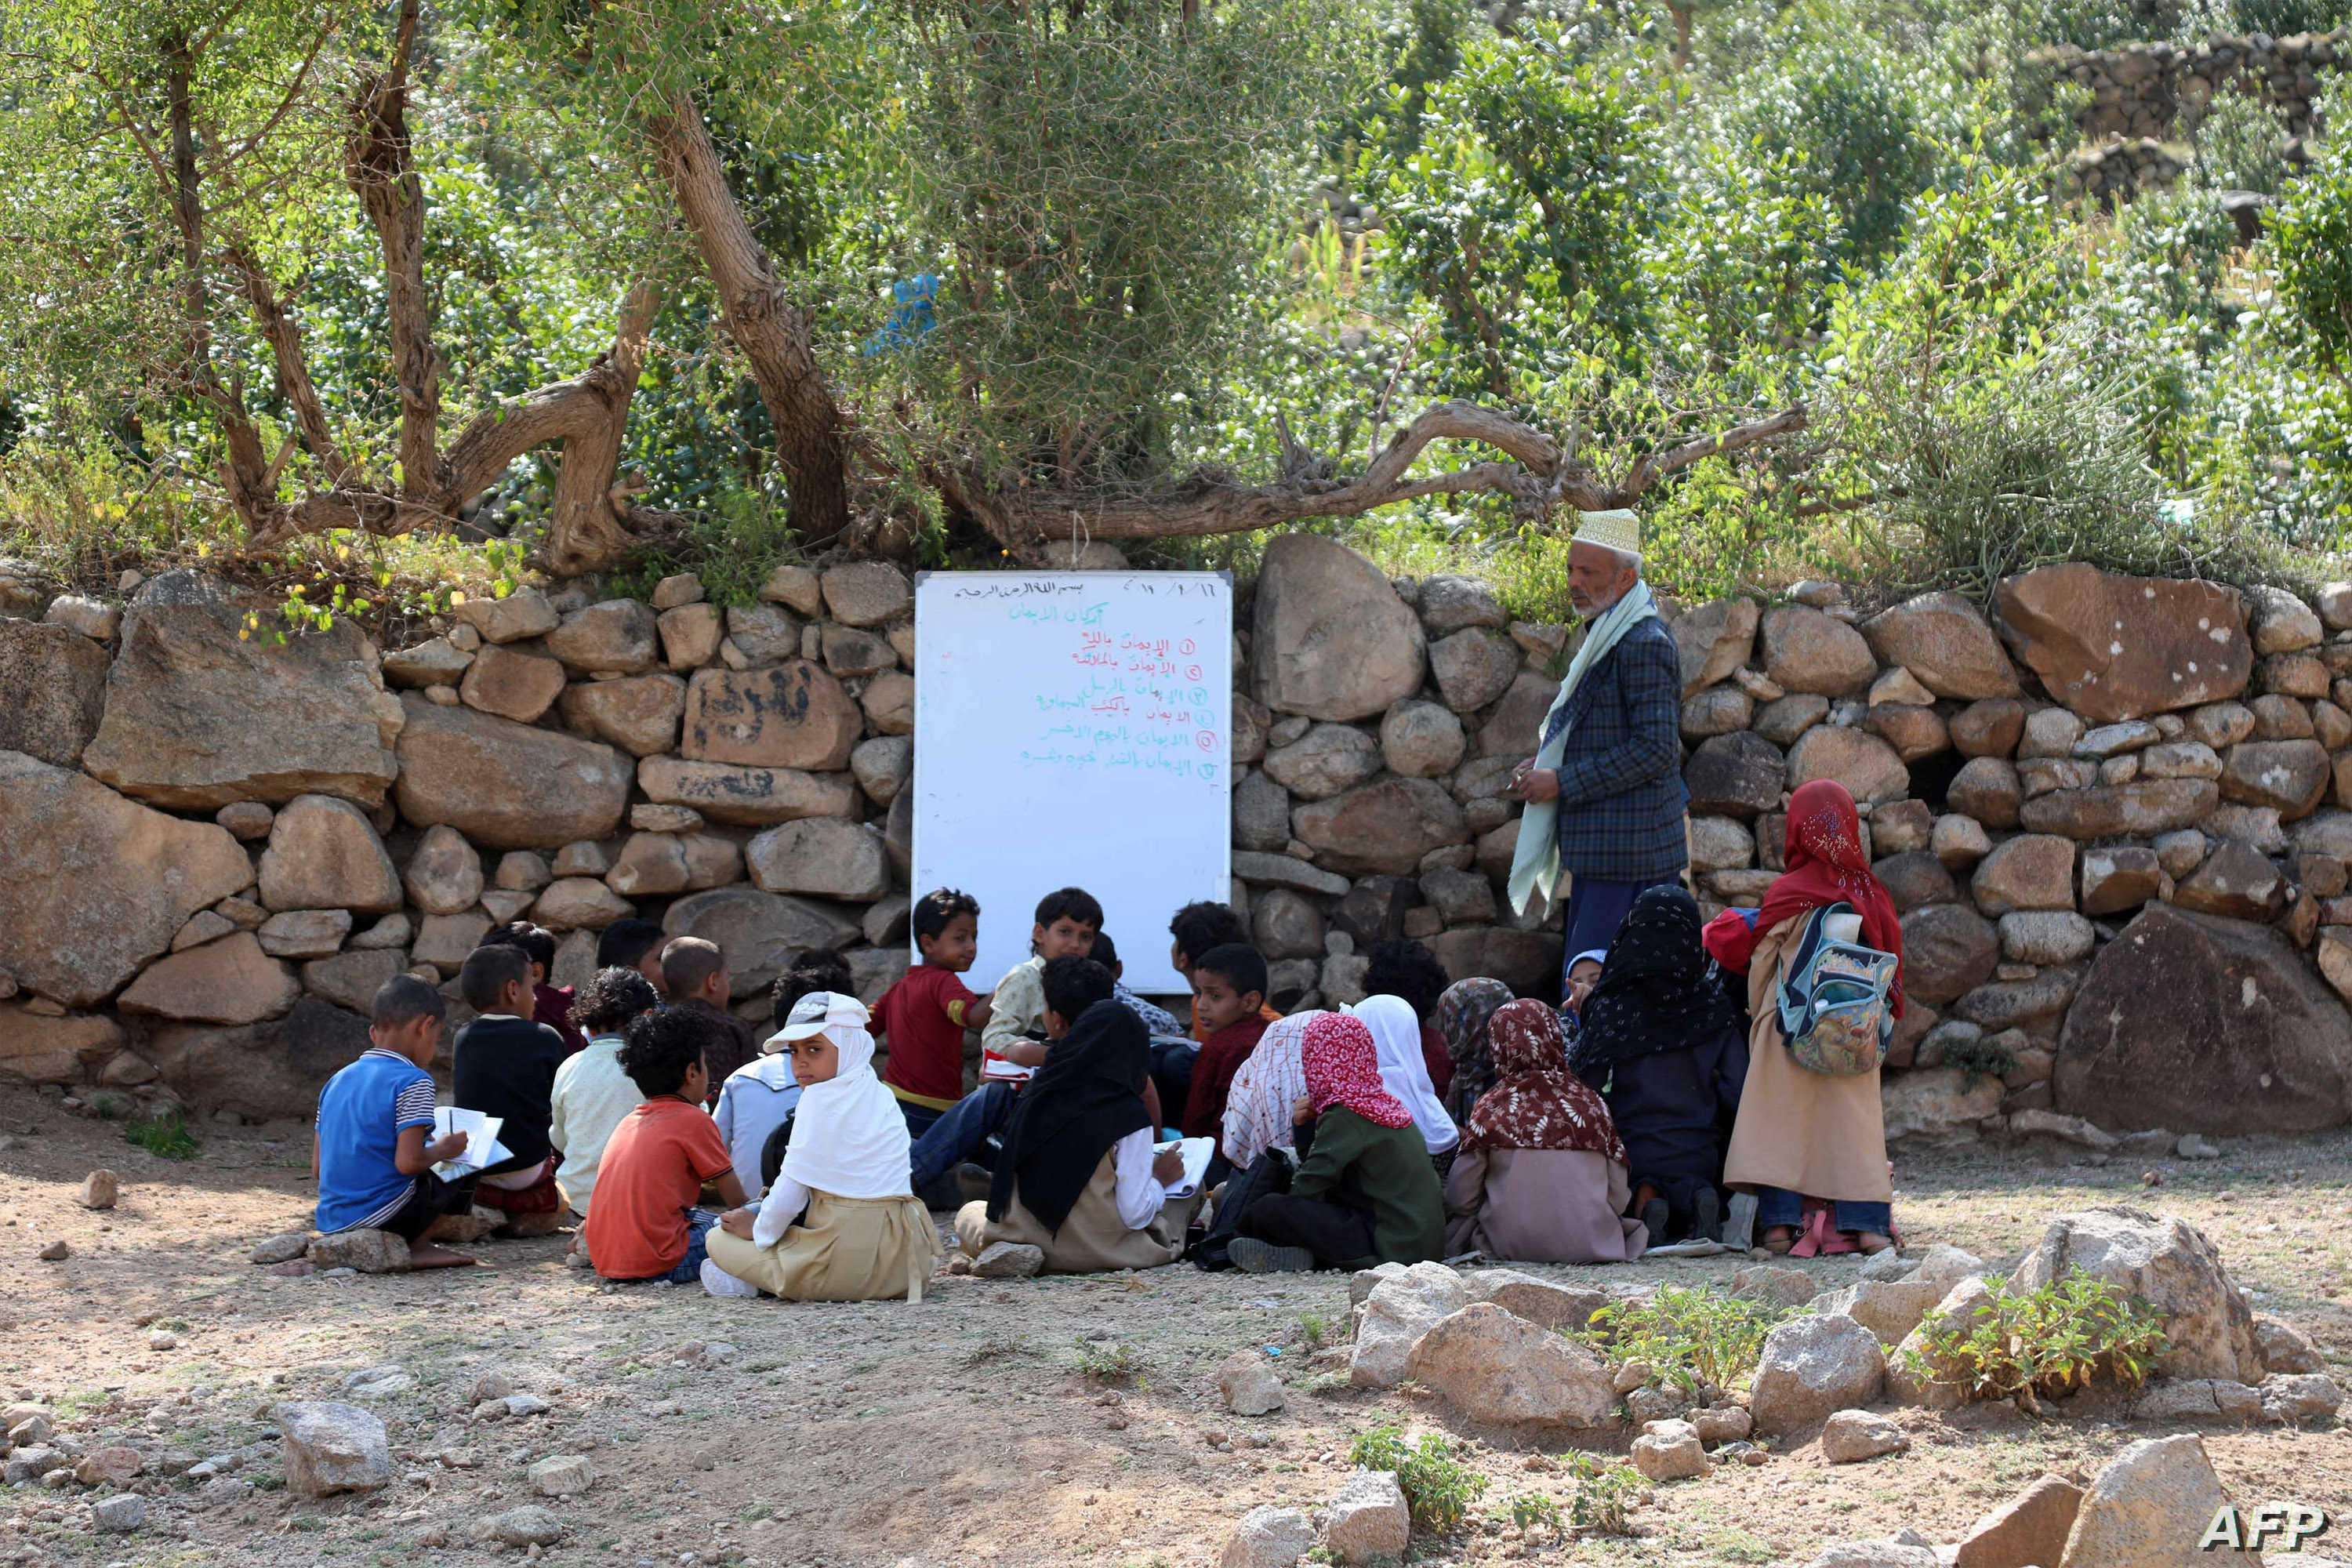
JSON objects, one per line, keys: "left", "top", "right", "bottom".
{"left": 875, "top": 889, "right": 996, "bottom": 1138}
{"left": 597, "top": 918, "right": 670, "bottom": 997}
{"left": 1180, "top": 943, "right": 1270, "bottom": 1143}
{"left": 583, "top": 1009, "right": 748, "bottom": 1283}
{"left": 719, "top": 949, "right": 852, "bottom": 1198}
{"left": 1162, "top": 901, "right": 1272, "bottom": 1116}
{"left": 1091, "top": 932, "right": 1185, "bottom": 1038}
{"left": 550, "top": 967, "right": 658, "bottom": 1221}
{"left": 702, "top": 993, "right": 942, "bottom": 1301}
{"left": 485, "top": 921, "right": 586, "bottom": 1054}
{"left": 955, "top": 956, "right": 1190, "bottom": 1274}
{"left": 1363, "top": 938, "right": 1459, "bottom": 1098}
{"left": 662, "top": 936, "right": 762, "bottom": 1097}
{"left": 452, "top": 943, "right": 570, "bottom": 1236}
{"left": 313, "top": 976, "right": 478, "bottom": 1269}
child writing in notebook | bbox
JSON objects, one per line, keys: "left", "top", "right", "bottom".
{"left": 312, "top": 976, "right": 479, "bottom": 1268}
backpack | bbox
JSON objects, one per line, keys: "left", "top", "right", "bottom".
{"left": 1774, "top": 902, "right": 1898, "bottom": 1076}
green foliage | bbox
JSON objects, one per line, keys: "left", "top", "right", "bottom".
{"left": 2271, "top": 125, "right": 2352, "bottom": 374}
{"left": 1508, "top": 1490, "right": 1563, "bottom": 1535}
{"left": 1575, "top": 1284, "right": 1788, "bottom": 1393}
{"left": 1074, "top": 1339, "right": 1140, "bottom": 1385}
{"left": 125, "top": 1111, "right": 200, "bottom": 1161}
{"left": 1899, "top": 1270, "right": 2168, "bottom": 1411}
{"left": 2190, "top": 93, "right": 2288, "bottom": 197}
{"left": 1297, "top": 1312, "right": 1330, "bottom": 1351}
{"left": 1563, "top": 1452, "right": 1642, "bottom": 1536}
{"left": 1348, "top": 1425, "right": 1490, "bottom": 1534}
{"left": 1734, "top": 53, "right": 1933, "bottom": 270}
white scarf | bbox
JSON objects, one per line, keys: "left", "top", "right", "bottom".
{"left": 1505, "top": 579, "right": 1661, "bottom": 917}
{"left": 1350, "top": 994, "right": 1459, "bottom": 1154}
{"left": 779, "top": 1004, "right": 913, "bottom": 1200}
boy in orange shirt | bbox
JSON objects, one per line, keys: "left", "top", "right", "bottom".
{"left": 584, "top": 1009, "right": 749, "bottom": 1283}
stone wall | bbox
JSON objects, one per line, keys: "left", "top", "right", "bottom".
{"left": 5, "top": 539, "right": 2352, "bottom": 1146}
{"left": 2024, "top": 27, "right": 2345, "bottom": 147}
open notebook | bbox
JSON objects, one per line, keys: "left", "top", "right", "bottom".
{"left": 1155, "top": 1136, "right": 1217, "bottom": 1200}
{"left": 429, "top": 1107, "right": 512, "bottom": 1181}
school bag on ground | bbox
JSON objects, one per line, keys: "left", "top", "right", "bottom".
{"left": 1773, "top": 902, "right": 1898, "bottom": 1076}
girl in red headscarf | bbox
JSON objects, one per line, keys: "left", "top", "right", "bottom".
{"left": 1226, "top": 1014, "right": 1446, "bottom": 1274}
{"left": 1705, "top": 780, "right": 1902, "bottom": 1256}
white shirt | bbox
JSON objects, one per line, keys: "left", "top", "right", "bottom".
{"left": 713, "top": 1055, "right": 804, "bottom": 1200}
{"left": 548, "top": 1035, "right": 644, "bottom": 1215}
{"left": 1110, "top": 1127, "right": 1167, "bottom": 1232}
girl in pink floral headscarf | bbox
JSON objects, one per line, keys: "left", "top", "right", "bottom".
{"left": 1224, "top": 1014, "right": 1445, "bottom": 1276}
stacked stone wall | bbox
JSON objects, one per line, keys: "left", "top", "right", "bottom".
{"left": 4, "top": 540, "right": 2352, "bottom": 1145}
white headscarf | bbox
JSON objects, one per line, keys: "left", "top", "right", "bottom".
{"left": 779, "top": 994, "right": 913, "bottom": 1200}
{"left": 1349, "top": 994, "right": 1460, "bottom": 1154}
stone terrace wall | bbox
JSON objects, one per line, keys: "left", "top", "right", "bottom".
{"left": 2023, "top": 27, "right": 2345, "bottom": 145}
{"left": 5, "top": 539, "right": 2352, "bottom": 1148}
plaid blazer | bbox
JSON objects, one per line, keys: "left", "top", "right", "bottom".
{"left": 1540, "top": 615, "right": 1690, "bottom": 883}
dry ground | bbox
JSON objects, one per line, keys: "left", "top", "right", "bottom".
{"left": 2, "top": 1083, "right": 2350, "bottom": 1568}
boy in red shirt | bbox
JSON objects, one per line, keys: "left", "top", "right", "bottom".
{"left": 1181, "top": 942, "right": 1271, "bottom": 1142}
{"left": 584, "top": 1008, "right": 749, "bottom": 1283}
{"left": 875, "top": 888, "right": 996, "bottom": 1138}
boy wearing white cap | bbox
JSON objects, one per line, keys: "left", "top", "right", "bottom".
{"left": 702, "top": 993, "right": 943, "bottom": 1302}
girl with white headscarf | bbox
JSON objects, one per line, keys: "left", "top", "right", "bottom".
{"left": 1349, "top": 994, "right": 1461, "bottom": 1157}
{"left": 703, "top": 993, "right": 942, "bottom": 1301}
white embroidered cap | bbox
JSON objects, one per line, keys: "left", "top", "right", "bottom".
{"left": 774, "top": 989, "right": 870, "bottom": 1043}
{"left": 1571, "top": 508, "right": 1641, "bottom": 555}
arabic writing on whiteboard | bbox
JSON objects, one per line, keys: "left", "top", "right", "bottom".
{"left": 1010, "top": 612, "right": 1221, "bottom": 780}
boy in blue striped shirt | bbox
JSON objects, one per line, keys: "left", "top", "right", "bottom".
{"left": 311, "top": 975, "right": 481, "bottom": 1268}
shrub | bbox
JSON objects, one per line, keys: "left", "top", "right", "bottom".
{"left": 1073, "top": 1338, "right": 1140, "bottom": 1385}
{"left": 1508, "top": 1490, "right": 1563, "bottom": 1537}
{"left": 125, "top": 1112, "right": 199, "bottom": 1161}
{"left": 1563, "top": 1453, "right": 1642, "bottom": 1536}
{"left": 2270, "top": 117, "right": 2352, "bottom": 374}
{"left": 1573, "top": 1284, "right": 1788, "bottom": 1393}
{"left": 1899, "top": 1270, "right": 2168, "bottom": 1412}
{"left": 1349, "top": 1425, "right": 1489, "bottom": 1534}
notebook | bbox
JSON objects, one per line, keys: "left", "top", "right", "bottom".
{"left": 429, "top": 1107, "right": 511, "bottom": 1180}
{"left": 1156, "top": 1136, "right": 1217, "bottom": 1200}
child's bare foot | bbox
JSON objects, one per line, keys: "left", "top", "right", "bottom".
{"left": 1854, "top": 1231, "right": 1895, "bottom": 1255}
{"left": 405, "top": 1243, "right": 478, "bottom": 1269}
{"left": 495, "top": 1211, "right": 564, "bottom": 1239}
{"left": 1761, "top": 1225, "right": 1795, "bottom": 1255}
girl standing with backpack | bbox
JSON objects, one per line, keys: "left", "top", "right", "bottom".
{"left": 1704, "top": 780, "right": 1905, "bottom": 1257}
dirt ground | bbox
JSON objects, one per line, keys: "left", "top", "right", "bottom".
{"left": 2, "top": 1083, "right": 2349, "bottom": 1568}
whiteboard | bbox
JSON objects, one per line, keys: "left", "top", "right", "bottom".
{"left": 913, "top": 572, "right": 1232, "bottom": 996}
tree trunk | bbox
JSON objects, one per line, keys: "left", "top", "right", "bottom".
{"left": 645, "top": 91, "right": 853, "bottom": 544}
{"left": 344, "top": 0, "right": 443, "bottom": 505}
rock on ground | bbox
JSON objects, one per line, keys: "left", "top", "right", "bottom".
{"left": 1809, "top": 1279, "right": 1947, "bottom": 1346}
{"left": 1216, "top": 1351, "right": 1285, "bottom": 1417}
{"left": 1403, "top": 1303, "right": 1616, "bottom": 1428}
{"left": 2254, "top": 1314, "right": 2325, "bottom": 1374}
{"left": 90, "top": 1494, "right": 146, "bottom": 1532}
{"left": 1806, "top": 1535, "right": 1939, "bottom": 1568}
{"left": 1955, "top": 1474, "right": 2083, "bottom": 1568}
{"left": 2060, "top": 1434, "right": 2259, "bottom": 1566}
{"left": 1631, "top": 1420, "right": 1711, "bottom": 1481}
{"left": 1348, "top": 1266, "right": 1467, "bottom": 1388}
{"left": 307, "top": 1229, "right": 411, "bottom": 1274}
{"left": 970, "top": 1242, "right": 1044, "bottom": 1279}
{"left": 1321, "top": 1470, "right": 1410, "bottom": 1566}
{"left": 483, "top": 1505, "right": 567, "bottom": 1547}
{"left": 1818, "top": 1409, "right": 1908, "bottom": 1464}
{"left": 2132, "top": 1377, "right": 2263, "bottom": 1421}
{"left": 528, "top": 1454, "right": 594, "bottom": 1497}
{"left": 2259, "top": 1372, "right": 2343, "bottom": 1422}
{"left": 1887, "top": 1276, "right": 1996, "bottom": 1409}
{"left": 276, "top": 1401, "right": 392, "bottom": 1497}
{"left": 78, "top": 1169, "right": 118, "bottom": 1209}
{"left": 1751, "top": 1312, "right": 1888, "bottom": 1432}
{"left": 2009, "top": 1206, "right": 2259, "bottom": 1384}
{"left": 1218, "top": 1504, "right": 1316, "bottom": 1568}
{"left": 1461, "top": 1267, "right": 1610, "bottom": 1331}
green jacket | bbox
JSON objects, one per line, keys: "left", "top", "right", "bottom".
{"left": 1290, "top": 1107, "right": 1446, "bottom": 1269}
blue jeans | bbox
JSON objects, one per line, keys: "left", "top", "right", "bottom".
{"left": 908, "top": 1082, "right": 1020, "bottom": 1193}
{"left": 1755, "top": 1186, "right": 1891, "bottom": 1238}
{"left": 612, "top": 1209, "right": 718, "bottom": 1283}
{"left": 1563, "top": 875, "right": 1682, "bottom": 979}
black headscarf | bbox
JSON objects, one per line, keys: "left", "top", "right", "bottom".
{"left": 986, "top": 998, "right": 1153, "bottom": 1236}
{"left": 1568, "top": 884, "right": 1741, "bottom": 1081}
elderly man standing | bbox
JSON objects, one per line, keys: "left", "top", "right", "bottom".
{"left": 1504, "top": 508, "right": 1688, "bottom": 977}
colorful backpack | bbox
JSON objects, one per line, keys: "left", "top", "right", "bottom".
{"left": 1774, "top": 902, "right": 1898, "bottom": 1076}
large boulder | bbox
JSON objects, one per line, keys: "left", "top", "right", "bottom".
{"left": 1860, "top": 592, "right": 2021, "bottom": 699}
{"left": 1685, "top": 731, "right": 1787, "bottom": 819}
{"left": 2056, "top": 904, "right": 2352, "bottom": 1134}
{"left": 2218, "top": 737, "right": 2330, "bottom": 818}
{"left": 1971, "top": 835, "right": 2075, "bottom": 915}
{"left": 636, "top": 757, "right": 858, "bottom": 826}
{"left": 1427, "top": 927, "right": 1564, "bottom": 995}
{"left": 82, "top": 571, "right": 404, "bottom": 808}
{"left": 1475, "top": 670, "right": 1562, "bottom": 758}
{"left": 1749, "top": 1312, "right": 1886, "bottom": 1432}
{"left": 1403, "top": 1303, "right": 1615, "bottom": 1427}
{"left": 0, "top": 752, "right": 253, "bottom": 1006}
{"left": 2058, "top": 1435, "right": 2259, "bottom": 1567}
{"left": 394, "top": 694, "right": 631, "bottom": 851}
{"left": 2016, "top": 779, "right": 2219, "bottom": 839}
{"left": 118, "top": 932, "right": 300, "bottom": 1024}
{"left": 1290, "top": 778, "right": 1468, "bottom": 876}
{"left": 146, "top": 997, "right": 372, "bottom": 1117}
{"left": 1261, "top": 723, "right": 1384, "bottom": 800}
{"left": 1994, "top": 565, "right": 2252, "bottom": 723}
{"left": 1348, "top": 1265, "right": 1467, "bottom": 1388}
{"left": 0, "top": 1005, "right": 124, "bottom": 1086}
{"left": 1954, "top": 1475, "right": 2083, "bottom": 1568}
{"left": 2011, "top": 1207, "right": 2259, "bottom": 1384}
{"left": 662, "top": 887, "right": 861, "bottom": 1001}
{"left": 556, "top": 674, "right": 688, "bottom": 757}
{"left": 1251, "top": 534, "right": 1427, "bottom": 722}
{"left": 543, "top": 600, "right": 658, "bottom": 675}
{"left": 745, "top": 819, "right": 891, "bottom": 901}
{"left": 257, "top": 795, "right": 401, "bottom": 913}
{"left": 1670, "top": 597, "right": 1759, "bottom": 696}
{"left": 1428, "top": 628, "right": 1522, "bottom": 713}
{"left": 1788, "top": 727, "right": 1910, "bottom": 804}
{"left": 680, "top": 662, "right": 862, "bottom": 771}
{"left": 1882, "top": 1067, "right": 2004, "bottom": 1142}
{"left": 1377, "top": 701, "right": 1465, "bottom": 779}
{"left": 1760, "top": 605, "right": 1877, "bottom": 696}
{"left": 0, "top": 619, "right": 108, "bottom": 766}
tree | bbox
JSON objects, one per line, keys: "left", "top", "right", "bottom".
{"left": 0, "top": 0, "right": 677, "bottom": 572}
